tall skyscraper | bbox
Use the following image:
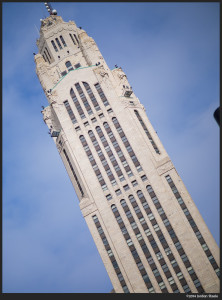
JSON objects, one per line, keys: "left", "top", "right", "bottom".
{"left": 34, "top": 4, "right": 219, "bottom": 293}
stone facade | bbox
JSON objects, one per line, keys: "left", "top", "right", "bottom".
{"left": 35, "top": 13, "right": 220, "bottom": 293}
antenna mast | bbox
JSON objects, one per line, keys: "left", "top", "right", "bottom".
{"left": 44, "top": 2, "right": 57, "bottom": 15}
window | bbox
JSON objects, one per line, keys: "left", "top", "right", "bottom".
{"left": 150, "top": 239, "right": 157, "bottom": 249}
{"left": 97, "top": 226, "right": 103, "bottom": 235}
{"left": 51, "top": 40, "right": 58, "bottom": 52}
{"left": 183, "top": 285, "right": 191, "bottom": 293}
{"left": 120, "top": 199, "right": 127, "bottom": 207}
{"left": 176, "top": 272, "right": 183, "bottom": 280}
{"left": 99, "top": 113, "right": 104, "bottom": 118}
{"left": 75, "top": 126, "right": 80, "bottom": 132}
{"left": 169, "top": 229, "right": 176, "bottom": 238}
{"left": 148, "top": 287, "right": 155, "bottom": 293}
{"left": 181, "top": 254, "right": 188, "bottom": 262}
{"left": 101, "top": 184, "right": 108, "bottom": 191}
{"left": 63, "top": 150, "right": 84, "bottom": 197}
{"left": 187, "top": 266, "right": 194, "bottom": 275}
{"left": 136, "top": 165, "right": 143, "bottom": 172}
{"left": 195, "top": 231, "right": 202, "bottom": 239}
{"left": 153, "top": 224, "right": 160, "bottom": 231}
{"left": 107, "top": 249, "right": 113, "bottom": 257}
{"left": 119, "top": 175, "right": 125, "bottom": 182}
{"left": 141, "top": 175, "right": 147, "bottom": 181}
{"left": 111, "top": 205, "right": 117, "bottom": 212}
{"left": 165, "top": 175, "right": 172, "bottom": 183}
{"left": 134, "top": 110, "right": 160, "bottom": 154}
{"left": 126, "top": 238, "right": 133, "bottom": 246}
{"left": 65, "top": 61, "right": 73, "bottom": 71}
{"left": 123, "top": 184, "right": 129, "bottom": 191}
{"left": 127, "top": 170, "right": 133, "bottom": 177}
{"left": 177, "top": 197, "right": 184, "bottom": 204}
{"left": 156, "top": 252, "right": 163, "bottom": 260}
{"left": 83, "top": 121, "right": 89, "bottom": 127}
{"left": 147, "top": 257, "right": 154, "bottom": 265}
{"left": 60, "top": 35, "right": 67, "bottom": 47}
{"left": 144, "top": 228, "right": 151, "bottom": 236}
{"left": 91, "top": 117, "right": 97, "bottom": 123}
{"left": 61, "top": 70, "right": 67, "bottom": 77}
{"left": 70, "top": 88, "right": 86, "bottom": 119}
{"left": 42, "top": 54, "right": 47, "bottom": 62}
{"left": 157, "top": 207, "right": 164, "bottom": 215}
{"left": 74, "top": 34, "right": 79, "bottom": 44}
{"left": 121, "top": 226, "right": 128, "bottom": 235}
{"left": 131, "top": 222, "right": 138, "bottom": 229}
{"left": 107, "top": 108, "right": 113, "bottom": 113}
{"left": 111, "top": 179, "right": 117, "bottom": 186}
{"left": 43, "top": 51, "right": 50, "bottom": 63}
{"left": 148, "top": 213, "right": 154, "bottom": 221}
{"left": 125, "top": 210, "right": 132, "bottom": 218}
{"left": 142, "top": 202, "right": 149, "bottom": 210}
{"left": 172, "top": 186, "right": 178, "bottom": 194}
{"left": 146, "top": 185, "right": 153, "bottom": 193}
{"left": 117, "top": 272, "right": 124, "bottom": 282}
{"left": 75, "top": 63, "right": 81, "bottom": 69}
{"left": 137, "top": 190, "right": 144, "bottom": 199}
{"left": 164, "top": 247, "right": 172, "bottom": 256}
{"left": 202, "top": 243, "right": 209, "bottom": 251}
{"left": 142, "top": 274, "right": 150, "bottom": 283}
{"left": 106, "top": 194, "right": 112, "bottom": 201}
{"left": 170, "top": 259, "right": 178, "bottom": 268}
{"left": 183, "top": 208, "right": 190, "bottom": 216}
{"left": 116, "top": 215, "right": 123, "bottom": 224}
{"left": 95, "top": 83, "right": 109, "bottom": 106}
{"left": 102, "top": 237, "right": 108, "bottom": 245}
{"left": 163, "top": 218, "right": 170, "bottom": 226}
{"left": 136, "top": 233, "right": 143, "bottom": 241}
{"left": 69, "top": 33, "right": 76, "bottom": 45}
{"left": 158, "top": 282, "right": 166, "bottom": 290}
{"left": 139, "top": 217, "right": 146, "bottom": 225}
{"left": 115, "top": 189, "right": 122, "bottom": 196}
{"left": 189, "top": 219, "right": 196, "bottom": 228}
{"left": 137, "top": 262, "right": 144, "bottom": 270}
{"left": 208, "top": 255, "right": 215, "bottom": 264}
{"left": 112, "top": 260, "right": 118, "bottom": 269}
{"left": 92, "top": 215, "right": 99, "bottom": 223}
{"left": 174, "top": 241, "right": 182, "bottom": 250}
{"left": 193, "top": 279, "right": 201, "bottom": 288}
{"left": 131, "top": 180, "right": 138, "bottom": 187}
{"left": 153, "top": 268, "right": 160, "bottom": 277}
{"left": 122, "top": 285, "right": 129, "bottom": 293}
{"left": 55, "top": 37, "right": 63, "bottom": 49}
{"left": 152, "top": 196, "right": 159, "bottom": 204}
{"left": 168, "top": 277, "right": 175, "bottom": 285}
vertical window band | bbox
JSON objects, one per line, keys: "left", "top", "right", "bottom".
{"left": 92, "top": 214, "right": 130, "bottom": 293}
{"left": 134, "top": 110, "right": 160, "bottom": 154}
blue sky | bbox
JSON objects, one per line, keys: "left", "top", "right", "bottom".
{"left": 3, "top": 2, "right": 220, "bottom": 293}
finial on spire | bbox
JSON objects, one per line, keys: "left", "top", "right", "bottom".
{"left": 44, "top": 2, "right": 57, "bottom": 16}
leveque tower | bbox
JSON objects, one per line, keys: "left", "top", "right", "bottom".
{"left": 34, "top": 4, "right": 220, "bottom": 293}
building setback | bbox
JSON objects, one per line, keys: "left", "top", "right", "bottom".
{"left": 34, "top": 7, "right": 220, "bottom": 293}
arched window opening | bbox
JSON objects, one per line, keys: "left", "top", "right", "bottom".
{"left": 69, "top": 33, "right": 76, "bottom": 45}
{"left": 74, "top": 33, "right": 79, "bottom": 44}
{"left": 51, "top": 40, "right": 58, "bottom": 52}
{"left": 60, "top": 35, "right": 67, "bottom": 47}
{"left": 55, "top": 37, "right": 62, "bottom": 50}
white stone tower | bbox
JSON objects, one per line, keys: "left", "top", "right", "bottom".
{"left": 34, "top": 4, "right": 220, "bottom": 293}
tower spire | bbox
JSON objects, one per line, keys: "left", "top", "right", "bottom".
{"left": 44, "top": 2, "right": 57, "bottom": 16}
